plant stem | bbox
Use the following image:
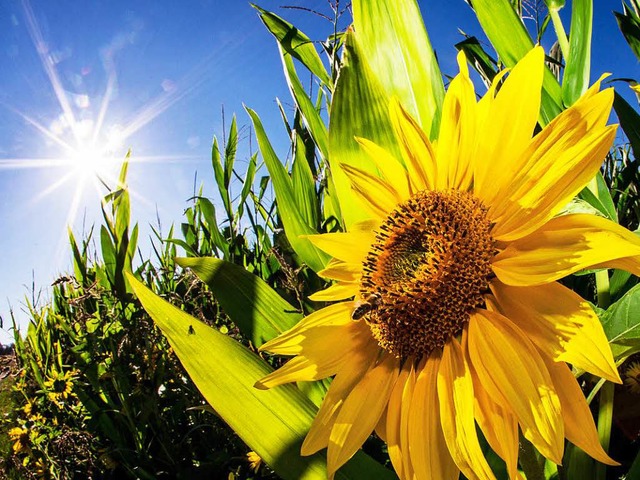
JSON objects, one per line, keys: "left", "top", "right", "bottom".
{"left": 519, "top": 435, "right": 546, "bottom": 480}
{"left": 549, "top": 8, "right": 570, "bottom": 61}
{"left": 595, "top": 382, "right": 615, "bottom": 480}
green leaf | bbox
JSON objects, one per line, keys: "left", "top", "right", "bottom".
{"left": 127, "top": 274, "right": 397, "bottom": 480}
{"left": 352, "top": 0, "right": 445, "bottom": 139}
{"left": 176, "top": 257, "right": 301, "bottom": 346}
{"left": 614, "top": 3, "right": 640, "bottom": 62}
{"left": 577, "top": 172, "right": 617, "bottom": 222}
{"left": 454, "top": 36, "right": 499, "bottom": 86}
{"left": 562, "top": 0, "right": 592, "bottom": 106}
{"left": 196, "top": 197, "right": 230, "bottom": 257}
{"left": 469, "top": 0, "right": 563, "bottom": 125}
{"left": 238, "top": 153, "right": 258, "bottom": 221}
{"left": 211, "top": 137, "right": 232, "bottom": 215}
{"left": 328, "top": 30, "right": 400, "bottom": 228}
{"left": 224, "top": 115, "right": 238, "bottom": 188}
{"left": 613, "top": 91, "right": 640, "bottom": 160}
{"left": 601, "top": 283, "right": 640, "bottom": 359}
{"left": 279, "top": 49, "right": 329, "bottom": 160}
{"left": 292, "top": 133, "right": 319, "bottom": 230}
{"left": 245, "top": 106, "right": 329, "bottom": 272}
{"left": 253, "top": 5, "right": 332, "bottom": 87}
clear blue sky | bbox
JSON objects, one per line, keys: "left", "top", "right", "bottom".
{"left": 0, "top": 0, "right": 637, "bottom": 344}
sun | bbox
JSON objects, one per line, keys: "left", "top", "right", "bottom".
{"left": 67, "top": 138, "right": 119, "bottom": 180}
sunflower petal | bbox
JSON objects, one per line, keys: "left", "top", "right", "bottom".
{"left": 308, "top": 282, "right": 359, "bottom": 302}
{"left": 468, "top": 310, "right": 564, "bottom": 464}
{"left": 340, "top": 163, "right": 402, "bottom": 218}
{"left": 490, "top": 280, "right": 620, "bottom": 383}
{"left": 306, "top": 229, "right": 375, "bottom": 265}
{"left": 301, "top": 340, "right": 380, "bottom": 456}
{"left": 474, "top": 46, "right": 544, "bottom": 206}
{"left": 389, "top": 97, "right": 436, "bottom": 192}
{"left": 493, "top": 213, "right": 640, "bottom": 286}
{"left": 410, "top": 352, "right": 459, "bottom": 480}
{"left": 472, "top": 374, "right": 522, "bottom": 480}
{"left": 317, "top": 259, "right": 362, "bottom": 283}
{"left": 438, "top": 338, "right": 496, "bottom": 480}
{"left": 543, "top": 358, "right": 619, "bottom": 466}
{"left": 327, "top": 353, "right": 399, "bottom": 479}
{"left": 256, "top": 355, "right": 341, "bottom": 389}
{"left": 355, "top": 136, "right": 412, "bottom": 200}
{"left": 258, "top": 302, "right": 354, "bottom": 355}
{"left": 436, "top": 51, "right": 477, "bottom": 191}
{"left": 490, "top": 87, "right": 616, "bottom": 241}
{"left": 386, "top": 361, "right": 415, "bottom": 480}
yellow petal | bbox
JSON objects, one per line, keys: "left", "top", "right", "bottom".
{"left": 256, "top": 355, "right": 340, "bottom": 389}
{"left": 438, "top": 338, "right": 496, "bottom": 480}
{"left": 490, "top": 87, "right": 616, "bottom": 241}
{"left": 301, "top": 340, "right": 380, "bottom": 456}
{"left": 306, "top": 229, "right": 375, "bottom": 265}
{"left": 493, "top": 213, "right": 640, "bottom": 286}
{"left": 317, "top": 258, "right": 362, "bottom": 282}
{"left": 474, "top": 46, "right": 544, "bottom": 207}
{"left": 389, "top": 97, "right": 436, "bottom": 192}
{"left": 543, "top": 358, "right": 619, "bottom": 466}
{"left": 259, "top": 302, "right": 354, "bottom": 355}
{"left": 436, "top": 51, "right": 476, "bottom": 191}
{"left": 490, "top": 280, "right": 621, "bottom": 383}
{"left": 409, "top": 352, "right": 459, "bottom": 480}
{"left": 340, "top": 163, "right": 402, "bottom": 218}
{"left": 472, "top": 374, "right": 522, "bottom": 480}
{"left": 308, "top": 282, "right": 359, "bottom": 302}
{"left": 355, "top": 136, "right": 412, "bottom": 200}
{"left": 386, "top": 360, "right": 415, "bottom": 480}
{"left": 467, "top": 310, "right": 564, "bottom": 464}
{"left": 327, "top": 353, "right": 399, "bottom": 479}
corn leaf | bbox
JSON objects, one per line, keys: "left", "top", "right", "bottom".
{"left": 128, "top": 274, "right": 397, "bottom": 480}
{"left": 328, "top": 30, "right": 399, "bottom": 228}
{"left": 614, "top": 2, "right": 640, "bottom": 62}
{"left": 292, "top": 133, "right": 319, "bottom": 230}
{"left": 246, "top": 106, "right": 329, "bottom": 272}
{"left": 253, "top": 5, "right": 332, "bottom": 88}
{"left": 578, "top": 172, "right": 617, "bottom": 222}
{"left": 562, "top": 0, "right": 592, "bottom": 106}
{"left": 469, "top": 0, "right": 563, "bottom": 125}
{"left": 455, "top": 36, "right": 499, "bottom": 86}
{"left": 613, "top": 91, "right": 640, "bottom": 160}
{"left": 176, "top": 256, "right": 301, "bottom": 346}
{"left": 352, "top": 0, "right": 445, "bottom": 139}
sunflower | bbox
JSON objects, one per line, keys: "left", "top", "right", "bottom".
{"left": 9, "top": 426, "right": 30, "bottom": 454}
{"left": 255, "top": 47, "right": 640, "bottom": 479}
{"left": 44, "top": 369, "right": 76, "bottom": 402}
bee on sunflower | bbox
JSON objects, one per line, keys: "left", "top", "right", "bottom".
{"left": 255, "top": 47, "right": 640, "bottom": 479}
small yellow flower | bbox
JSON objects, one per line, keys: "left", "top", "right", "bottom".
{"left": 23, "top": 402, "right": 33, "bottom": 415}
{"left": 246, "top": 450, "right": 263, "bottom": 473}
{"left": 624, "top": 361, "right": 640, "bottom": 394}
{"left": 44, "top": 370, "right": 76, "bottom": 402}
{"left": 9, "top": 426, "right": 29, "bottom": 454}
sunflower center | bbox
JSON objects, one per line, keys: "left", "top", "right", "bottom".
{"left": 358, "top": 190, "right": 494, "bottom": 359}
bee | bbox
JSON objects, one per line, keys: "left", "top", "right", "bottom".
{"left": 351, "top": 293, "right": 382, "bottom": 320}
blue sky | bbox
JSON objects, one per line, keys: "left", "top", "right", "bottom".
{"left": 0, "top": 0, "right": 638, "bottom": 344}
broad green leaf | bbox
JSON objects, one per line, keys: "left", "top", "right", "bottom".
{"left": 613, "top": 91, "right": 640, "bottom": 160}
{"left": 246, "top": 106, "right": 329, "bottom": 272}
{"left": 128, "top": 274, "right": 397, "bottom": 480}
{"left": 196, "top": 197, "right": 230, "bottom": 257}
{"left": 238, "top": 153, "right": 258, "bottom": 221}
{"left": 469, "top": 0, "right": 563, "bottom": 125}
{"left": 614, "top": 3, "right": 640, "bottom": 62}
{"left": 328, "top": 30, "right": 399, "bottom": 228}
{"left": 292, "top": 133, "right": 319, "bottom": 230}
{"left": 176, "top": 256, "right": 301, "bottom": 346}
{"left": 253, "top": 5, "right": 332, "bottom": 87}
{"left": 562, "top": 0, "right": 592, "bottom": 106}
{"left": 352, "top": 0, "right": 445, "bottom": 139}
{"left": 280, "top": 48, "right": 329, "bottom": 160}
{"left": 224, "top": 115, "right": 238, "bottom": 188}
{"left": 601, "top": 283, "right": 640, "bottom": 359}
{"left": 100, "top": 225, "right": 116, "bottom": 283}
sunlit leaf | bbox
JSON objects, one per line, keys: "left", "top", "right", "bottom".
{"left": 128, "top": 274, "right": 397, "bottom": 480}
{"left": 601, "top": 283, "right": 640, "bottom": 359}
{"left": 176, "top": 257, "right": 301, "bottom": 346}
{"left": 578, "top": 172, "right": 618, "bottom": 222}
{"left": 562, "top": 0, "right": 592, "bottom": 106}
{"left": 246, "top": 106, "right": 329, "bottom": 272}
{"left": 352, "top": 0, "right": 445, "bottom": 139}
